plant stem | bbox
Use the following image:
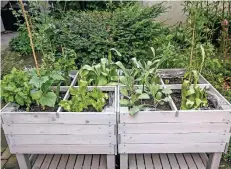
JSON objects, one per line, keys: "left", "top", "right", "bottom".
{"left": 18, "top": 0, "right": 40, "bottom": 76}
{"left": 190, "top": 17, "right": 196, "bottom": 70}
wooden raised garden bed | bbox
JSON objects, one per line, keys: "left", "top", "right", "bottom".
{"left": 1, "top": 80, "right": 117, "bottom": 169}
{"left": 118, "top": 69, "right": 231, "bottom": 169}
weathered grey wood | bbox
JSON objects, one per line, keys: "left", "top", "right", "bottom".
{"left": 91, "top": 155, "right": 100, "bottom": 169}
{"left": 164, "top": 84, "right": 210, "bottom": 90}
{"left": 152, "top": 154, "right": 162, "bottom": 169}
{"left": 49, "top": 154, "right": 61, "bottom": 169}
{"left": 119, "top": 143, "right": 226, "bottom": 153}
{"left": 2, "top": 112, "right": 116, "bottom": 125}
{"left": 184, "top": 154, "right": 197, "bottom": 169}
{"left": 16, "top": 154, "right": 31, "bottom": 169}
{"left": 118, "top": 123, "right": 230, "bottom": 134}
{"left": 160, "top": 154, "right": 171, "bottom": 169}
{"left": 120, "top": 133, "right": 229, "bottom": 144}
{"left": 120, "top": 154, "right": 128, "bottom": 169}
{"left": 74, "top": 155, "right": 84, "bottom": 169}
{"left": 40, "top": 154, "right": 53, "bottom": 169}
{"left": 106, "top": 155, "right": 115, "bottom": 169}
{"left": 207, "top": 153, "right": 222, "bottom": 169}
{"left": 136, "top": 154, "right": 145, "bottom": 169}
{"left": 128, "top": 154, "right": 136, "bottom": 169}
{"left": 175, "top": 153, "right": 188, "bottom": 169}
{"left": 32, "top": 154, "right": 46, "bottom": 169}
{"left": 29, "top": 154, "right": 38, "bottom": 166}
{"left": 99, "top": 155, "right": 106, "bottom": 169}
{"left": 66, "top": 154, "right": 77, "bottom": 169}
{"left": 120, "top": 110, "right": 231, "bottom": 123}
{"left": 144, "top": 154, "right": 154, "bottom": 169}
{"left": 8, "top": 134, "right": 116, "bottom": 145}
{"left": 167, "top": 154, "right": 179, "bottom": 169}
{"left": 3, "top": 124, "right": 115, "bottom": 135}
{"left": 57, "top": 154, "right": 69, "bottom": 169}
{"left": 200, "top": 153, "right": 209, "bottom": 166}
{"left": 10, "top": 145, "right": 115, "bottom": 154}
{"left": 191, "top": 153, "right": 206, "bottom": 169}
{"left": 83, "top": 155, "right": 92, "bottom": 169}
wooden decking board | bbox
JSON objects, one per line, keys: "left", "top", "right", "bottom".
{"left": 91, "top": 154, "right": 100, "bottom": 169}
{"left": 129, "top": 154, "right": 136, "bottom": 169}
{"left": 83, "top": 155, "right": 93, "bottom": 169}
{"left": 136, "top": 154, "right": 145, "bottom": 169}
{"left": 40, "top": 154, "right": 53, "bottom": 169}
{"left": 167, "top": 154, "right": 179, "bottom": 169}
{"left": 32, "top": 154, "right": 46, "bottom": 169}
{"left": 57, "top": 154, "right": 69, "bottom": 169}
{"left": 126, "top": 153, "right": 206, "bottom": 169}
{"left": 99, "top": 155, "right": 106, "bottom": 169}
{"left": 74, "top": 155, "right": 84, "bottom": 169}
{"left": 49, "top": 154, "right": 61, "bottom": 169}
{"left": 66, "top": 154, "right": 77, "bottom": 169}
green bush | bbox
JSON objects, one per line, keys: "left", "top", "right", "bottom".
{"left": 10, "top": 3, "right": 168, "bottom": 67}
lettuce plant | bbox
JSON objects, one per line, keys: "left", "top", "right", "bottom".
{"left": 1, "top": 68, "right": 32, "bottom": 111}
{"left": 59, "top": 81, "right": 108, "bottom": 112}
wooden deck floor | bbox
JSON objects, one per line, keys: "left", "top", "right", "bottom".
{"left": 30, "top": 154, "right": 107, "bottom": 169}
{"left": 127, "top": 153, "right": 208, "bottom": 169}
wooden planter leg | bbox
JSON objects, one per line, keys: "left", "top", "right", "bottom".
{"left": 107, "top": 155, "right": 115, "bottom": 169}
{"left": 206, "top": 153, "right": 222, "bottom": 169}
{"left": 120, "top": 154, "right": 128, "bottom": 169}
{"left": 16, "top": 154, "right": 31, "bottom": 169}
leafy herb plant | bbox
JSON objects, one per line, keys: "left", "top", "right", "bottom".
{"left": 1, "top": 68, "right": 32, "bottom": 111}
{"left": 59, "top": 81, "right": 108, "bottom": 112}
{"left": 29, "top": 69, "right": 64, "bottom": 109}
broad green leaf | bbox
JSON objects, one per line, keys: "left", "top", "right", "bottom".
{"left": 120, "top": 99, "right": 130, "bottom": 105}
{"left": 120, "top": 88, "right": 129, "bottom": 96}
{"left": 31, "top": 90, "right": 42, "bottom": 100}
{"left": 162, "top": 88, "right": 172, "bottom": 95}
{"left": 129, "top": 105, "right": 141, "bottom": 116}
{"left": 138, "top": 93, "right": 150, "bottom": 99}
{"left": 97, "top": 76, "right": 107, "bottom": 86}
{"left": 39, "top": 92, "right": 57, "bottom": 107}
{"left": 156, "top": 92, "right": 162, "bottom": 100}
{"left": 82, "top": 65, "right": 94, "bottom": 71}
{"left": 15, "top": 95, "right": 24, "bottom": 105}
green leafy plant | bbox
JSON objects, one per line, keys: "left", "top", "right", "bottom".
{"left": 181, "top": 45, "right": 208, "bottom": 110}
{"left": 145, "top": 82, "right": 172, "bottom": 110}
{"left": 29, "top": 69, "right": 64, "bottom": 109}
{"left": 116, "top": 62, "right": 150, "bottom": 115}
{"left": 1, "top": 68, "right": 32, "bottom": 111}
{"left": 59, "top": 81, "right": 108, "bottom": 112}
{"left": 78, "top": 48, "right": 121, "bottom": 86}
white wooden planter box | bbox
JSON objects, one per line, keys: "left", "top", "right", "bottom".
{"left": 1, "top": 74, "right": 117, "bottom": 169}
{"left": 118, "top": 69, "right": 231, "bottom": 169}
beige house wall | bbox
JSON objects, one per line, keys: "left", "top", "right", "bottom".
{"left": 142, "top": 1, "right": 187, "bottom": 25}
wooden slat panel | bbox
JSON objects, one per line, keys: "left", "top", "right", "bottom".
{"left": 184, "top": 154, "right": 197, "bottom": 169}
{"left": 2, "top": 112, "right": 116, "bottom": 124}
{"left": 99, "top": 155, "right": 106, "bottom": 169}
{"left": 10, "top": 145, "right": 115, "bottom": 154}
{"left": 120, "top": 133, "right": 229, "bottom": 144}
{"left": 74, "top": 155, "right": 84, "bottom": 169}
{"left": 40, "top": 154, "right": 53, "bottom": 169}
{"left": 83, "top": 155, "right": 92, "bottom": 169}
{"left": 175, "top": 153, "right": 188, "bottom": 169}
{"left": 120, "top": 111, "right": 230, "bottom": 123}
{"left": 66, "top": 154, "right": 77, "bottom": 169}
{"left": 167, "top": 154, "right": 179, "bottom": 169}
{"left": 191, "top": 153, "right": 206, "bottom": 169}
{"left": 3, "top": 124, "right": 115, "bottom": 135}
{"left": 128, "top": 154, "right": 136, "bottom": 169}
{"left": 8, "top": 134, "right": 116, "bottom": 145}
{"left": 32, "top": 154, "right": 45, "bottom": 169}
{"left": 136, "top": 154, "right": 145, "bottom": 169}
{"left": 57, "top": 154, "right": 69, "bottom": 169}
{"left": 152, "top": 154, "right": 162, "bottom": 169}
{"left": 160, "top": 154, "right": 171, "bottom": 169}
{"left": 29, "top": 154, "right": 38, "bottom": 166}
{"left": 91, "top": 155, "right": 100, "bottom": 169}
{"left": 144, "top": 154, "right": 154, "bottom": 169}
{"left": 119, "top": 143, "right": 226, "bottom": 153}
{"left": 118, "top": 123, "right": 230, "bottom": 134}
{"left": 49, "top": 154, "right": 61, "bottom": 169}
{"left": 199, "top": 153, "right": 209, "bottom": 166}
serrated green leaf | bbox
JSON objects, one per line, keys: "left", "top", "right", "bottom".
{"left": 39, "top": 92, "right": 57, "bottom": 107}
{"left": 120, "top": 99, "right": 130, "bottom": 105}
{"left": 31, "top": 90, "right": 42, "bottom": 100}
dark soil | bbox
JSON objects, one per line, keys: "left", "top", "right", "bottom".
{"left": 171, "top": 90, "right": 222, "bottom": 110}
{"left": 137, "top": 99, "right": 172, "bottom": 111}
{"left": 18, "top": 92, "right": 66, "bottom": 112}
{"left": 163, "top": 77, "right": 183, "bottom": 84}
